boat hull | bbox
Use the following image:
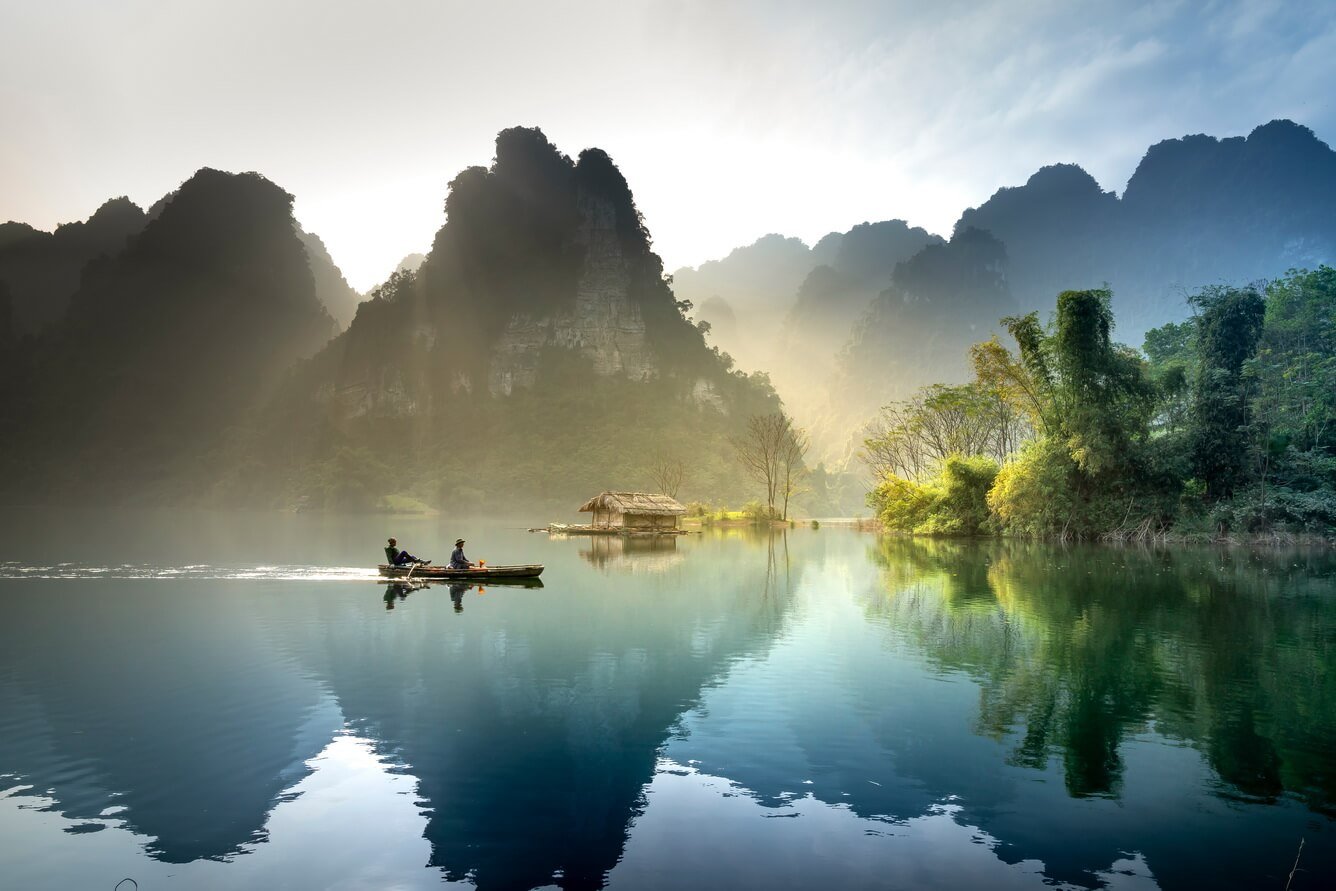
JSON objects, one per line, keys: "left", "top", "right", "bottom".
{"left": 377, "top": 563, "right": 544, "bottom": 580}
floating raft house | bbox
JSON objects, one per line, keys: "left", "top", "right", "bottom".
{"left": 548, "top": 491, "right": 688, "bottom": 535}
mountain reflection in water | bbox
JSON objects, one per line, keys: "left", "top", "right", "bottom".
{"left": 0, "top": 513, "right": 1333, "bottom": 890}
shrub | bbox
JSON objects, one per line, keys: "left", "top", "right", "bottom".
{"left": 743, "top": 499, "right": 770, "bottom": 522}
{"left": 988, "top": 439, "right": 1078, "bottom": 536}
{"left": 868, "top": 474, "right": 938, "bottom": 532}
{"left": 922, "top": 455, "right": 999, "bottom": 535}
{"left": 868, "top": 454, "right": 999, "bottom": 535}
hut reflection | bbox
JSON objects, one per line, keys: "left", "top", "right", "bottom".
{"left": 579, "top": 535, "right": 684, "bottom": 573}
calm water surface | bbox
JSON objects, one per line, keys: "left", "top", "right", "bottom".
{"left": 1, "top": 510, "right": 1334, "bottom": 890}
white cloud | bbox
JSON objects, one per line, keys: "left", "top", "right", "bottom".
{"left": 2, "top": 0, "right": 1334, "bottom": 287}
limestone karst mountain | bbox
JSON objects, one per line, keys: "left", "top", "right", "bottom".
{"left": 956, "top": 119, "right": 1336, "bottom": 338}
{"left": 0, "top": 197, "right": 146, "bottom": 334}
{"left": 1, "top": 168, "right": 337, "bottom": 501}
{"left": 671, "top": 220, "right": 940, "bottom": 438}
{"left": 301, "top": 128, "right": 754, "bottom": 411}
{"left": 669, "top": 233, "right": 815, "bottom": 372}
{"left": 395, "top": 252, "right": 427, "bottom": 274}
{"left": 0, "top": 193, "right": 361, "bottom": 335}
{"left": 769, "top": 221, "right": 943, "bottom": 443}
{"left": 5, "top": 119, "right": 1331, "bottom": 510}
{"left": 823, "top": 227, "right": 1017, "bottom": 460}
{"left": 296, "top": 228, "right": 364, "bottom": 328}
{"left": 250, "top": 127, "right": 777, "bottom": 510}
{"left": 0, "top": 129, "right": 775, "bottom": 509}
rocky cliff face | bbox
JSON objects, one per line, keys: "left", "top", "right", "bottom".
{"left": 488, "top": 189, "right": 653, "bottom": 395}
{"left": 308, "top": 129, "right": 725, "bottom": 422}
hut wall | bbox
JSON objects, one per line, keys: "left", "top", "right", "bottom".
{"left": 590, "top": 507, "right": 622, "bottom": 527}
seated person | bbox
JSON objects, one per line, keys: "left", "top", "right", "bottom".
{"left": 385, "top": 537, "right": 429, "bottom": 566}
{"left": 449, "top": 538, "right": 474, "bottom": 569}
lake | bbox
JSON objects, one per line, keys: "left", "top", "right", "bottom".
{"left": 1, "top": 510, "right": 1334, "bottom": 890}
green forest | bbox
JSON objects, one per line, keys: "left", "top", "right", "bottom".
{"left": 864, "top": 268, "right": 1336, "bottom": 538}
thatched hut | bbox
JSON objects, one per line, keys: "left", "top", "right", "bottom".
{"left": 578, "top": 492, "right": 687, "bottom": 531}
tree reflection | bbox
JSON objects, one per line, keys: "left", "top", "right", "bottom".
{"left": 867, "top": 537, "right": 1336, "bottom": 810}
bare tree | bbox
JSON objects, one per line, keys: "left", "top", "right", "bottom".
{"left": 730, "top": 412, "right": 786, "bottom": 516}
{"left": 732, "top": 411, "right": 808, "bottom": 519}
{"left": 860, "top": 383, "right": 1031, "bottom": 482}
{"left": 778, "top": 420, "right": 810, "bottom": 521}
{"left": 648, "top": 450, "right": 686, "bottom": 498}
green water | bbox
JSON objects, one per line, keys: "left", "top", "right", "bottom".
{"left": 0, "top": 510, "right": 1333, "bottom": 889}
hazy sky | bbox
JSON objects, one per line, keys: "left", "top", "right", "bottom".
{"left": 4, "top": 0, "right": 1335, "bottom": 291}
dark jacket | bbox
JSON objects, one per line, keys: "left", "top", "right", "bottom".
{"left": 450, "top": 547, "right": 471, "bottom": 569}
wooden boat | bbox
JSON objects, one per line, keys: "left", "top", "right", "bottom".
{"left": 377, "top": 563, "right": 544, "bottom": 581}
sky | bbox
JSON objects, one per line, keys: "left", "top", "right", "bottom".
{"left": 3, "top": 0, "right": 1335, "bottom": 292}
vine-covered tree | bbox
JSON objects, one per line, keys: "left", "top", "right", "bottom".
{"left": 1189, "top": 285, "right": 1266, "bottom": 500}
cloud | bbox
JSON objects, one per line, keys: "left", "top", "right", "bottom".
{"left": 3, "top": 0, "right": 1335, "bottom": 285}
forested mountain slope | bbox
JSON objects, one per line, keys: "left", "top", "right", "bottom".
{"left": 237, "top": 127, "right": 779, "bottom": 510}
{"left": 1, "top": 169, "right": 336, "bottom": 501}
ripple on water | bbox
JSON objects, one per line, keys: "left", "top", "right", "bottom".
{"left": 0, "top": 562, "right": 379, "bottom": 581}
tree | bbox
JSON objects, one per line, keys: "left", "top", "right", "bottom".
{"left": 868, "top": 454, "right": 999, "bottom": 535}
{"left": 1254, "top": 267, "right": 1336, "bottom": 454}
{"left": 648, "top": 449, "right": 686, "bottom": 498}
{"left": 731, "top": 411, "right": 807, "bottom": 519}
{"left": 778, "top": 420, "right": 810, "bottom": 521}
{"left": 971, "top": 289, "right": 1155, "bottom": 535}
{"left": 1190, "top": 285, "right": 1266, "bottom": 500}
{"left": 861, "top": 383, "right": 1028, "bottom": 481}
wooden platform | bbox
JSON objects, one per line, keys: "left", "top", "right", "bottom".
{"left": 544, "top": 524, "right": 688, "bottom": 537}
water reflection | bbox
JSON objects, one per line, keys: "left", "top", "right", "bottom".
{"left": 303, "top": 535, "right": 797, "bottom": 890}
{"left": 852, "top": 538, "right": 1336, "bottom": 887}
{"left": 0, "top": 525, "right": 802, "bottom": 890}
{"left": 384, "top": 581, "right": 415, "bottom": 609}
{"left": 0, "top": 581, "right": 341, "bottom": 863}
{"left": 0, "top": 522, "right": 1333, "bottom": 890}
{"left": 866, "top": 538, "right": 1336, "bottom": 811}
{"left": 0, "top": 731, "right": 438, "bottom": 888}
{"left": 579, "top": 535, "right": 683, "bottom": 573}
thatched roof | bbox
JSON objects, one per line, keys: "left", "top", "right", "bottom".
{"left": 578, "top": 492, "right": 687, "bottom": 516}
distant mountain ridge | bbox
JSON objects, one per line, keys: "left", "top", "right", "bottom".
{"left": 956, "top": 119, "right": 1336, "bottom": 335}
{"left": 0, "top": 197, "right": 145, "bottom": 334}
{"left": 3, "top": 118, "right": 1331, "bottom": 507}
{"left": 1, "top": 169, "right": 337, "bottom": 500}
{"left": 676, "top": 118, "right": 1336, "bottom": 463}
{"left": 672, "top": 221, "right": 940, "bottom": 376}
{"left": 1, "top": 192, "right": 363, "bottom": 336}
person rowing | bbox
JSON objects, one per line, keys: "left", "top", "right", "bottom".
{"left": 385, "top": 537, "right": 430, "bottom": 567}
{"left": 449, "top": 538, "right": 475, "bottom": 570}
